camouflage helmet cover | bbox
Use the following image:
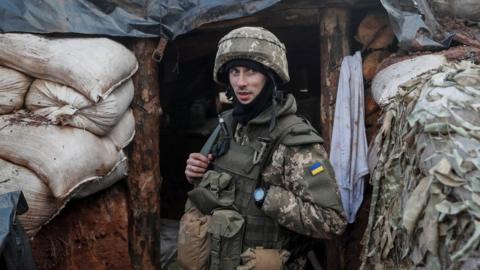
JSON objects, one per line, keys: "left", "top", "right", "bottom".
{"left": 213, "top": 26, "right": 290, "bottom": 84}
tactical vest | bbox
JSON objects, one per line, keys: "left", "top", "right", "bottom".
{"left": 209, "top": 109, "right": 323, "bottom": 269}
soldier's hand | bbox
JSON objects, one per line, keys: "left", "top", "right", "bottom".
{"left": 185, "top": 153, "right": 214, "bottom": 183}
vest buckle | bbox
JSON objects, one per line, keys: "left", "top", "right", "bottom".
{"left": 252, "top": 137, "right": 272, "bottom": 165}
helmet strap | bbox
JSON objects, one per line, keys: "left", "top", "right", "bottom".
{"left": 268, "top": 72, "right": 284, "bottom": 132}
{"left": 225, "top": 85, "right": 234, "bottom": 102}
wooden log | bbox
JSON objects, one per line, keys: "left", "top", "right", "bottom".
{"left": 319, "top": 7, "right": 351, "bottom": 270}
{"left": 363, "top": 50, "right": 391, "bottom": 81}
{"left": 198, "top": 8, "right": 321, "bottom": 31}
{"left": 128, "top": 38, "right": 163, "bottom": 270}
{"left": 319, "top": 7, "right": 351, "bottom": 152}
{"left": 365, "top": 92, "right": 380, "bottom": 120}
{"left": 356, "top": 12, "right": 395, "bottom": 50}
{"left": 31, "top": 183, "right": 130, "bottom": 270}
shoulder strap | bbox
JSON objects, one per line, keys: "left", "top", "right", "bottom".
{"left": 200, "top": 124, "right": 221, "bottom": 156}
{"left": 200, "top": 110, "right": 234, "bottom": 158}
{"left": 257, "top": 115, "right": 305, "bottom": 170}
{"left": 257, "top": 115, "right": 322, "bottom": 185}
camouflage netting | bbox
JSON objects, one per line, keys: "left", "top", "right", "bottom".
{"left": 362, "top": 61, "right": 480, "bottom": 270}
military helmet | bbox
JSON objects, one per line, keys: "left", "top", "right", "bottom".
{"left": 213, "top": 27, "right": 290, "bottom": 85}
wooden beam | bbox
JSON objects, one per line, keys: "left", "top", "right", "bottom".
{"left": 191, "top": 0, "right": 379, "bottom": 34}
{"left": 319, "top": 8, "right": 351, "bottom": 269}
{"left": 197, "top": 9, "right": 320, "bottom": 32}
{"left": 128, "top": 38, "right": 163, "bottom": 270}
{"left": 319, "top": 7, "right": 351, "bottom": 152}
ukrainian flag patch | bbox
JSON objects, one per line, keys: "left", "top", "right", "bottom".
{"left": 309, "top": 162, "right": 324, "bottom": 176}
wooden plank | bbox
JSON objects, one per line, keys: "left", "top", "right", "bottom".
{"left": 128, "top": 38, "right": 163, "bottom": 270}
{"left": 319, "top": 8, "right": 351, "bottom": 269}
{"left": 319, "top": 7, "right": 351, "bottom": 152}
{"left": 192, "top": 0, "right": 381, "bottom": 32}
{"left": 197, "top": 8, "right": 321, "bottom": 31}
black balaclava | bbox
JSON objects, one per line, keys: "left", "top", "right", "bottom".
{"left": 223, "top": 59, "right": 275, "bottom": 126}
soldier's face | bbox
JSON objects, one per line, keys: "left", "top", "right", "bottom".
{"left": 229, "top": 66, "right": 267, "bottom": 104}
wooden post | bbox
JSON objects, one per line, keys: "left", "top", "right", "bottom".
{"left": 319, "top": 7, "right": 351, "bottom": 152}
{"left": 128, "top": 38, "right": 163, "bottom": 270}
{"left": 319, "top": 7, "right": 351, "bottom": 270}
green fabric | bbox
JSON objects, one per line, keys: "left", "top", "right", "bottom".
{"left": 208, "top": 209, "right": 245, "bottom": 238}
{"left": 212, "top": 94, "right": 316, "bottom": 249}
{"left": 303, "top": 158, "right": 343, "bottom": 213}
{"left": 208, "top": 209, "right": 245, "bottom": 270}
{"left": 207, "top": 93, "right": 329, "bottom": 268}
{"left": 281, "top": 123, "right": 323, "bottom": 146}
{"left": 200, "top": 125, "right": 221, "bottom": 156}
{"left": 187, "top": 170, "right": 234, "bottom": 214}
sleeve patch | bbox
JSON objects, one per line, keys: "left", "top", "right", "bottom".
{"left": 309, "top": 162, "right": 324, "bottom": 176}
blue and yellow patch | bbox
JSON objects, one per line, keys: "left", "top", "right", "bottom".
{"left": 309, "top": 162, "right": 324, "bottom": 176}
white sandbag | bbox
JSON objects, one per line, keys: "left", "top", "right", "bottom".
{"left": 0, "top": 158, "right": 58, "bottom": 235}
{"left": 371, "top": 55, "right": 447, "bottom": 106}
{"left": 107, "top": 109, "right": 136, "bottom": 150}
{"left": 0, "top": 66, "right": 32, "bottom": 114}
{"left": 73, "top": 153, "right": 128, "bottom": 199}
{"left": 0, "top": 112, "right": 124, "bottom": 199}
{"left": 0, "top": 33, "right": 138, "bottom": 102}
{"left": 26, "top": 79, "right": 134, "bottom": 135}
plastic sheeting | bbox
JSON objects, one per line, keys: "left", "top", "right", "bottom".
{"left": 0, "top": 0, "right": 280, "bottom": 39}
{"left": 0, "top": 191, "right": 37, "bottom": 270}
{"left": 380, "top": 0, "right": 454, "bottom": 51}
{"left": 160, "top": 219, "right": 180, "bottom": 269}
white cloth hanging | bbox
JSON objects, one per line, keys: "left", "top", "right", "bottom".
{"left": 329, "top": 51, "right": 369, "bottom": 223}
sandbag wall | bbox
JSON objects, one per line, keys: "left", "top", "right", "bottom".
{"left": 0, "top": 33, "right": 138, "bottom": 236}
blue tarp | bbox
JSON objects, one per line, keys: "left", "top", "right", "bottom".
{"left": 0, "top": 0, "right": 280, "bottom": 39}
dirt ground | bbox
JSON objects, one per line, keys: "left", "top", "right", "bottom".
{"left": 31, "top": 182, "right": 131, "bottom": 270}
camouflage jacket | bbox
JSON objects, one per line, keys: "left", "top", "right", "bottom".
{"left": 233, "top": 95, "right": 347, "bottom": 239}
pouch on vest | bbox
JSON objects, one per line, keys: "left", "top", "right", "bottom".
{"left": 237, "top": 247, "right": 290, "bottom": 270}
{"left": 208, "top": 209, "right": 245, "bottom": 270}
{"left": 188, "top": 170, "right": 234, "bottom": 215}
{"left": 177, "top": 207, "right": 211, "bottom": 270}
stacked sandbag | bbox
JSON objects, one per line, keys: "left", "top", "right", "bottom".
{"left": 0, "top": 33, "right": 137, "bottom": 235}
{"left": 0, "top": 33, "right": 138, "bottom": 102}
{"left": 0, "top": 111, "right": 135, "bottom": 235}
{"left": 0, "top": 66, "right": 32, "bottom": 114}
{"left": 25, "top": 79, "right": 134, "bottom": 135}
{"left": 0, "top": 112, "right": 129, "bottom": 198}
{"left": 362, "top": 61, "right": 480, "bottom": 269}
{"left": 0, "top": 158, "right": 59, "bottom": 235}
{"left": 371, "top": 54, "right": 448, "bottom": 106}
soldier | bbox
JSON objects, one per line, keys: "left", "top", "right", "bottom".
{"left": 184, "top": 26, "right": 346, "bottom": 270}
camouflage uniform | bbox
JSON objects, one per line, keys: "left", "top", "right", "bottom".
{"left": 229, "top": 94, "right": 346, "bottom": 270}
{"left": 210, "top": 26, "right": 346, "bottom": 269}
{"left": 233, "top": 102, "right": 346, "bottom": 239}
